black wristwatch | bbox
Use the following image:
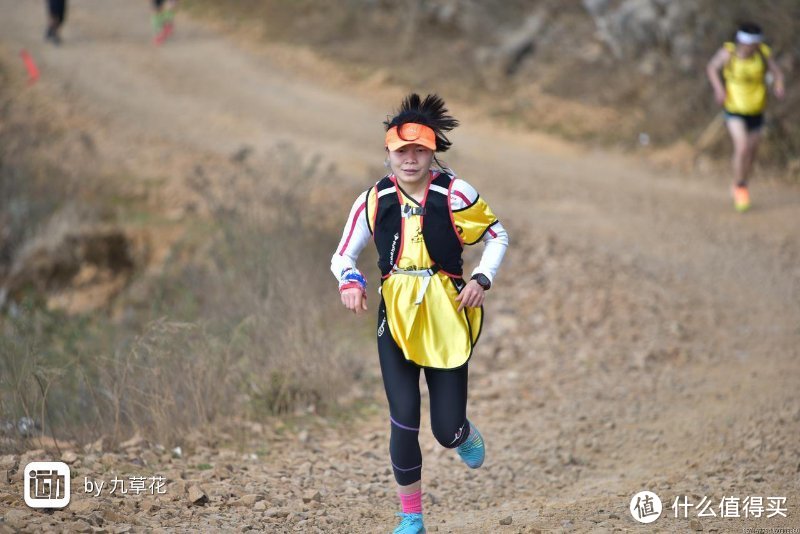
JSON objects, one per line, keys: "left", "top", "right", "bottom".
{"left": 471, "top": 273, "right": 491, "bottom": 290}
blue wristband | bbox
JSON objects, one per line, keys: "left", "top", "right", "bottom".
{"left": 343, "top": 271, "right": 367, "bottom": 289}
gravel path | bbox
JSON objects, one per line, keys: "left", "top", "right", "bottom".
{"left": 1, "top": 1, "right": 799, "bottom": 532}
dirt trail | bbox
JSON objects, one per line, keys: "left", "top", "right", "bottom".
{"left": 1, "top": 1, "right": 799, "bottom": 533}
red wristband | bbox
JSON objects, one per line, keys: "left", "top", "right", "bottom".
{"left": 339, "top": 282, "right": 366, "bottom": 296}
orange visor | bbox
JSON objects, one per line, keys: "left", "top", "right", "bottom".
{"left": 385, "top": 123, "right": 437, "bottom": 151}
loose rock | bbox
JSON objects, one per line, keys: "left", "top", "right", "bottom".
{"left": 187, "top": 485, "right": 209, "bottom": 506}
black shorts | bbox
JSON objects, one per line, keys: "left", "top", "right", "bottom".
{"left": 724, "top": 111, "right": 764, "bottom": 132}
{"left": 153, "top": 0, "right": 166, "bottom": 8}
{"left": 47, "top": 0, "right": 67, "bottom": 23}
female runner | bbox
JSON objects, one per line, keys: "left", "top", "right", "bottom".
{"left": 331, "top": 94, "right": 509, "bottom": 533}
{"left": 706, "top": 22, "right": 785, "bottom": 211}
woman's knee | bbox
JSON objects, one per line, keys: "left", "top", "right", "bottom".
{"left": 431, "top": 418, "right": 468, "bottom": 449}
{"left": 387, "top": 397, "right": 420, "bottom": 429}
{"left": 733, "top": 143, "right": 750, "bottom": 158}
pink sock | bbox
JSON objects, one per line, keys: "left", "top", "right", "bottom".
{"left": 398, "top": 489, "right": 422, "bottom": 514}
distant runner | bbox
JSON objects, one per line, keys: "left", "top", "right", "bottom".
{"left": 151, "top": 0, "right": 178, "bottom": 45}
{"left": 331, "top": 93, "right": 509, "bottom": 533}
{"left": 706, "top": 22, "right": 785, "bottom": 212}
{"left": 45, "top": 0, "right": 67, "bottom": 45}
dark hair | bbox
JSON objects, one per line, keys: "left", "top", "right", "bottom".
{"left": 384, "top": 93, "right": 459, "bottom": 152}
{"left": 737, "top": 22, "right": 763, "bottom": 36}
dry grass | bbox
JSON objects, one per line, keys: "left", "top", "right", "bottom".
{"left": 0, "top": 52, "right": 369, "bottom": 451}
{"left": 1, "top": 157, "right": 368, "bottom": 451}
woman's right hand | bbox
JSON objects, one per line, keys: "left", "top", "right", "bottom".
{"left": 714, "top": 88, "right": 726, "bottom": 105}
{"left": 341, "top": 287, "right": 368, "bottom": 314}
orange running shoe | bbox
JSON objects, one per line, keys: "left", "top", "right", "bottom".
{"left": 732, "top": 185, "right": 750, "bottom": 212}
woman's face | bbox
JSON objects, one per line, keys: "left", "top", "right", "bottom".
{"left": 387, "top": 143, "right": 434, "bottom": 188}
{"left": 737, "top": 42, "right": 759, "bottom": 56}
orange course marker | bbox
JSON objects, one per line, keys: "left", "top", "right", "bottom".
{"left": 20, "top": 49, "right": 40, "bottom": 84}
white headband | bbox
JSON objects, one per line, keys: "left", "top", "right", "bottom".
{"left": 736, "top": 31, "right": 763, "bottom": 45}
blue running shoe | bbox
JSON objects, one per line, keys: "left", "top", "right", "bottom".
{"left": 393, "top": 512, "right": 425, "bottom": 534}
{"left": 456, "top": 421, "right": 485, "bottom": 468}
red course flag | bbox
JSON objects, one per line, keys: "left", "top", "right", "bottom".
{"left": 20, "top": 49, "right": 40, "bottom": 84}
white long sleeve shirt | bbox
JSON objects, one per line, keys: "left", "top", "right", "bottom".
{"left": 331, "top": 177, "right": 508, "bottom": 288}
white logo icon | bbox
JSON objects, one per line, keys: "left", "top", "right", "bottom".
{"left": 378, "top": 317, "right": 386, "bottom": 337}
{"left": 24, "top": 461, "right": 71, "bottom": 509}
{"left": 449, "top": 423, "right": 465, "bottom": 445}
{"left": 389, "top": 233, "right": 399, "bottom": 263}
{"left": 630, "top": 490, "right": 662, "bottom": 524}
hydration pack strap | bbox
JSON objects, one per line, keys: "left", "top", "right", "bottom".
{"left": 390, "top": 265, "right": 441, "bottom": 305}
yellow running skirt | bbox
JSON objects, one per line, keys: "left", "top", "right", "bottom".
{"left": 381, "top": 272, "right": 482, "bottom": 369}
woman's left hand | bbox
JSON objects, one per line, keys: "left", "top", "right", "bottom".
{"left": 455, "top": 280, "right": 485, "bottom": 312}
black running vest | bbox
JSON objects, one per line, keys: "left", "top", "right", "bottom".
{"left": 370, "top": 173, "right": 464, "bottom": 278}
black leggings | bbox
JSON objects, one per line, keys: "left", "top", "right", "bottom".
{"left": 377, "top": 300, "right": 470, "bottom": 486}
{"left": 47, "top": 0, "right": 67, "bottom": 25}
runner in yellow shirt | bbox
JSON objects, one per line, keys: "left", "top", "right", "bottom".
{"left": 151, "top": 0, "right": 178, "bottom": 45}
{"left": 706, "top": 22, "right": 785, "bottom": 212}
